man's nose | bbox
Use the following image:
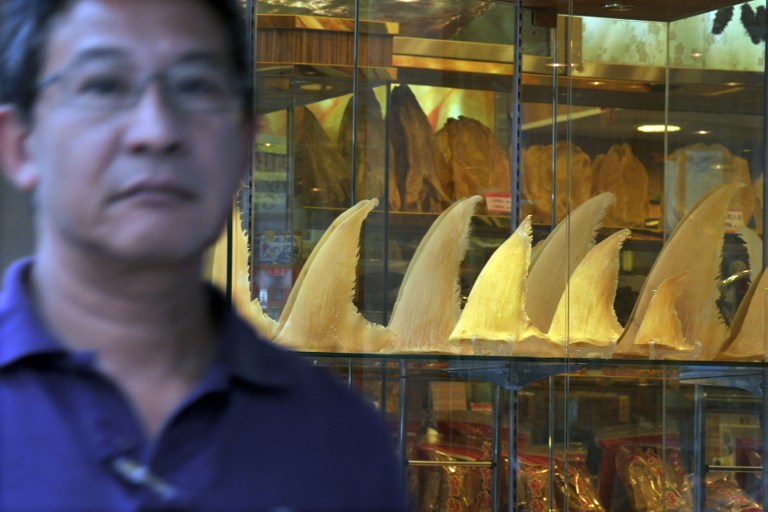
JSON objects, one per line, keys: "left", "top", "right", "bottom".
{"left": 123, "top": 81, "right": 183, "bottom": 155}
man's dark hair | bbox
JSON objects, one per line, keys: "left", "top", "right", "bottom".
{"left": 0, "top": 0, "right": 253, "bottom": 123}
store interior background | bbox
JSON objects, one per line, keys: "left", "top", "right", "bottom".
{"left": 0, "top": 177, "right": 34, "bottom": 272}
{"left": 1, "top": 1, "right": 767, "bottom": 510}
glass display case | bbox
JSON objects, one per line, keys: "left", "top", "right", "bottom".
{"left": 214, "top": 0, "right": 768, "bottom": 509}
{"left": 309, "top": 354, "right": 768, "bottom": 511}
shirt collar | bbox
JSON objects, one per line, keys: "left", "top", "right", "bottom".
{"left": 0, "top": 257, "right": 294, "bottom": 390}
{"left": 0, "top": 258, "right": 67, "bottom": 366}
{"left": 208, "top": 287, "right": 295, "bottom": 390}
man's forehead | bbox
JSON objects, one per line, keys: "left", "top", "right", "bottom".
{"left": 42, "top": 0, "right": 230, "bottom": 71}
{"left": 60, "top": 47, "right": 230, "bottom": 70}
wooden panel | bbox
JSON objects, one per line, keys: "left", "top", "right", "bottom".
{"left": 258, "top": 29, "right": 394, "bottom": 67}
{"left": 256, "top": 15, "right": 396, "bottom": 68}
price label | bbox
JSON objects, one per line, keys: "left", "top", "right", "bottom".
{"left": 725, "top": 208, "right": 744, "bottom": 233}
{"left": 484, "top": 192, "right": 512, "bottom": 214}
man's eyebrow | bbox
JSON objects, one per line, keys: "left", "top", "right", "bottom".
{"left": 173, "top": 51, "right": 231, "bottom": 69}
{"left": 65, "top": 48, "right": 229, "bottom": 68}
{"left": 67, "top": 47, "right": 129, "bottom": 66}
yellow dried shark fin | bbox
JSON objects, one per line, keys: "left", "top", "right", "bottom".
{"left": 618, "top": 183, "right": 744, "bottom": 359}
{"left": 549, "top": 229, "right": 630, "bottom": 347}
{"left": 277, "top": 200, "right": 373, "bottom": 326}
{"left": 387, "top": 196, "right": 482, "bottom": 353}
{"left": 631, "top": 273, "right": 694, "bottom": 354}
{"left": 230, "top": 208, "right": 280, "bottom": 339}
{"left": 274, "top": 199, "right": 394, "bottom": 352}
{"left": 719, "top": 267, "right": 768, "bottom": 361}
{"left": 207, "top": 207, "right": 279, "bottom": 339}
{"left": 527, "top": 192, "right": 616, "bottom": 332}
{"left": 449, "top": 216, "right": 557, "bottom": 355}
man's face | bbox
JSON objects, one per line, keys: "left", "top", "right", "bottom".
{"left": 20, "top": 0, "right": 250, "bottom": 265}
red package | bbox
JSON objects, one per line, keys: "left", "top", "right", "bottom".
{"left": 597, "top": 431, "right": 690, "bottom": 511}
{"left": 517, "top": 454, "right": 558, "bottom": 512}
{"left": 614, "top": 444, "right": 692, "bottom": 512}
{"left": 517, "top": 449, "right": 604, "bottom": 512}
{"left": 705, "top": 473, "right": 762, "bottom": 512}
{"left": 416, "top": 442, "right": 487, "bottom": 512}
{"left": 557, "top": 452, "right": 605, "bottom": 512}
{"left": 735, "top": 437, "right": 764, "bottom": 499}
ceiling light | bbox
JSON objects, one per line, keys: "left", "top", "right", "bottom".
{"left": 603, "top": 2, "right": 635, "bottom": 11}
{"left": 637, "top": 124, "right": 681, "bottom": 133}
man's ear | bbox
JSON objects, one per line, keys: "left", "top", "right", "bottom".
{"left": 0, "top": 105, "right": 39, "bottom": 191}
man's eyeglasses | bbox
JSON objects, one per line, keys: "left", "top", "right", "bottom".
{"left": 37, "top": 61, "right": 243, "bottom": 114}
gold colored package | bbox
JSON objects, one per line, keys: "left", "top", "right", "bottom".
{"left": 434, "top": 415, "right": 529, "bottom": 510}
{"left": 416, "top": 442, "right": 487, "bottom": 512}
{"left": 613, "top": 444, "right": 692, "bottom": 512}
{"left": 597, "top": 431, "right": 690, "bottom": 511}
{"left": 517, "top": 454, "right": 557, "bottom": 512}
{"left": 704, "top": 473, "right": 762, "bottom": 512}
{"left": 517, "top": 451, "right": 604, "bottom": 512}
{"left": 556, "top": 454, "right": 605, "bottom": 512}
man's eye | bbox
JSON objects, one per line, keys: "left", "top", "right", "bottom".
{"left": 76, "top": 76, "right": 131, "bottom": 96}
{"left": 172, "top": 75, "right": 227, "bottom": 97}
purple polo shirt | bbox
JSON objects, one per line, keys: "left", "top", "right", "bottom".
{"left": 0, "top": 259, "right": 407, "bottom": 512}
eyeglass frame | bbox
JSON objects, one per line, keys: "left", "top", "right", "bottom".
{"left": 35, "top": 59, "right": 246, "bottom": 115}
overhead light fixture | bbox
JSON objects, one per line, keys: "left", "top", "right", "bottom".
{"left": 694, "top": 130, "right": 711, "bottom": 135}
{"left": 637, "top": 124, "right": 681, "bottom": 133}
{"left": 603, "top": 2, "right": 635, "bottom": 12}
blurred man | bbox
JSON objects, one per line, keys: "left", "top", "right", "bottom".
{"left": 0, "top": 1, "right": 407, "bottom": 510}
